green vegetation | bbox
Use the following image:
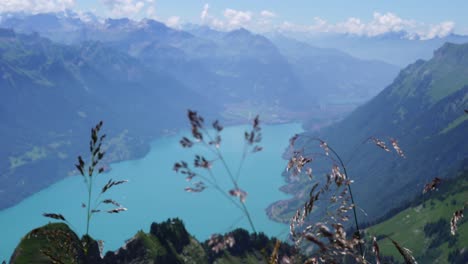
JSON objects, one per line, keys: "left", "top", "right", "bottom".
{"left": 9, "top": 146, "right": 48, "bottom": 170}
{"left": 366, "top": 173, "right": 468, "bottom": 263}
{"left": 22, "top": 217, "right": 295, "bottom": 264}
{"left": 9, "top": 223, "right": 84, "bottom": 264}
{"left": 134, "top": 231, "right": 168, "bottom": 260}
{"left": 428, "top": 43, "right": 468, "bottom": 101}
{"left": 270, "top": 42, "right": 468, "bottom": 227}
{"left": 39, "top": 122, "right": 128, "bottom": 261}
{"left": 429, "top": 69, "right": 468, "bottom": 102}
{"left": 3, "top": 27, "right": 468, "bottom": 264}
{"left": 440, "top": 113, "right": 468, "bottom": 134}
{"left": 0, "top": 29, "right": 211, "bottom": 211}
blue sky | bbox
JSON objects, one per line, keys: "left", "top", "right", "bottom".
{"left": 1, "top": 0, "right": 468, "bottom": 37}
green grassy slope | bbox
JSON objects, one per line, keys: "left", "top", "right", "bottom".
{"left": 9, "top": 223, "right": 85, "bottom": 264}
{"left": 366, "top": 172, "right": 467, "bottom": 263}
{"left": 269, "top": 42, "right": 468, "bottom": 225}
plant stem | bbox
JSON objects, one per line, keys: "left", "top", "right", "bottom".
{"left": 235, "top": 143, "right": 248, "bottom": 183}
{"left": 217, "top": 153, "right": 257, "bottom": 233}
{"left": 205, "top": 170, "right": 246, "bottom": 212}
{"left": 198, "top": 125, "right": 257, "bottom": 233}
{"left": 299, "top": 135, "right": 363, "bottom": 257}
{"left": 328, "top": 145, "right": 364, "bottom": 257}
{"left": 86, "top": 176, "right": 92, "bottom": 236}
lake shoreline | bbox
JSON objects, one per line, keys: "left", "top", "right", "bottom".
{"left": 0, "top": 114, "right": 304, "bottom": 212}
{"left": 0, "top": 123, "right": 304, "bottom": 261}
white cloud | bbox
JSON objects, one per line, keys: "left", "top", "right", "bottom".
{"left": 279, "top": 18, "right": 328, "bottom": 33}
{"left": 166, "top": 15, "right": 181, "bottom": 29}
{"left": 310, "top": 17, "right": 328, "bottom": 31}
{"left": 143, "top": 0, "right": 157, "bottom": 19}
{"left": 420, "top": 21, "right": 455, "bottom": 40}
{"left": 146, "top": 6, "right": 156, "bottom": 19}
{"left": 195, "top": 5, "right": 455, "bottom": 39}
{"left": 199, "top": 3, "right": 225, "bottom": 30}
{"left": 314, "top": 12, "right": 415, "bottom": 36}
{"left": 199, "top": 5, "right": 256, "bottom": 31}
{"left": 0, "top": 0, "right": 75, "bottom": 14}
{"left": 223, "top": 8, "right": 252, "bottom": 28}
{"left": 101, "top": 0, "right": 145, "bottom": 18}
{"left": 365, "top": 12, "right": 414, "bottom": 36}
{"left": 260, "top": 10, "right": 276, "bottom": 18}
{"left": 73, "top": 10, "right": 100, "bottom": 23}
{"left": 278, "top": 12, "right": 455, "bottom": 40}
{"left": 200, "top": 3, "right": 209, "bottom": 21}
{"left": 255, "top": 10, "right": 277, "bottom": 31}
{"left": 335, "top": 17, "right": 366, "bottom": 35}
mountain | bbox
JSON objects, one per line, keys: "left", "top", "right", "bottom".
{"left": 92, "top": 24, "right": 311, "bottom": 113}
{"left": 0, "top": 29, "right": 217, "bottom": 210}
{"left": 269, "top": 34, "right": 400, "bottom": 105}
{"left": 0, "top": 12, "right": 401, "bottom": 122}
{"left": 283, "top": 31, "right": 468, "bottom": 67}
{"left": 0, "top": 11, "right": 93, "bottom": 44}
{"left": 0, "top": 12, "right": 405, "bottom": 210}
{"left": 268, "top": 42, "right": 468, "bottom": 224}
{"left": 181, "top": 28, "right": 309, "bottom": 110}
{"left": 9, "top": 218, "right": 301, "bottom": 263}
{"left": 0, "top": 13, "right": 308, "bottom": 111}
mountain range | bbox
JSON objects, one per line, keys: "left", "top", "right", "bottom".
{"left": 0, "top": 10, "right": 467, "bottom": 264}
{"left": 0, "top": 12, "right": 400, "bottom": 109}
{"left": 280, "top": 31, "right": 468, "bottom": 67}
{"left": 0, "top": 28, "right": 216, "bottom": 209}
{"left": 0, "top": 11, "right": 400, "bottom": 210}
{"left": 268, "top": 42, "right": 468, "bottom": 225}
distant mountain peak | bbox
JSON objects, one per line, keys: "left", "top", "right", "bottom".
{"left": 136, "top": 18, "right": 174, "bottom": 34}
{"left": 389, "top": 42, "right": 468, "bottom": 103}
{"left": 227, "top": 27, "right": 252, "bottom": 37}
{"left": 433, "top": 42, "right": 468, "bottom": 59}
{"left": 104, "top": 17, "right": 132, "bottom": 29}
{"left": 223, "top": 27, "right": 274, "bottom": 45}
{"left": 139, "top": 18, "right": 167, "bottom": 28}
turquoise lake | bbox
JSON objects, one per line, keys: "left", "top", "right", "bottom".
{"left": 0, "top": 123, "right": 303, "bottom": 261}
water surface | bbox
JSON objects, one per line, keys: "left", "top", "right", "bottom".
{"left": 0, "top": 123, "right": 302, "bottom": 260}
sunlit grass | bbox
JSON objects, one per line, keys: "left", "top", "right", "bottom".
{"left": 366, "top": 185, "right": 468, "bottom": 263}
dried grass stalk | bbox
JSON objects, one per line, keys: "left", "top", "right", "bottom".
{"left": 43, "top": 213, "right": 66, "bottom": 221}
{"left": 450, "top": 205, "right": 465, "bottom": 235}
{"left": 372, "top": 237, "right": 381, "bottom": 264}
{"left": 422, "top": 177, "right": 442, "bottom": 194}
{"left": 389, "top": 238, "right": 417, "bottom": 264}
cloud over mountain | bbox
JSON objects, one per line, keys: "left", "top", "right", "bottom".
{"left": 0, "top": 0, "right": 75, "bottom": 13}
{"left": 101, "top": 0, "right": 145, "bottom": 18}
{"left": 278, "top": 12, "right": 455, "bottom": 40}
{"left": 0, "top": 1, "right": 460, "bottom": 40}
{"left": 194, "top": 4, "right": 455, "bottom": 40}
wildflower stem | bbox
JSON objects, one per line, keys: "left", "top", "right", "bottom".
{"left": 327, "top": 145, "right": 363, "bottom": 258}
{"left": 186, "top": 113, "right": 257, "bottom": 233}
{"left": 204, "top": 126, "right": 256, "bottom": 233}
{"left": 299, "top": 135, "right": 363, "bottom": 257}
{"left": 217, "top": 153, "right": 257, "bottom": 233}
{"left": 235, "top": 143, "right": 248, "bottom": 183}
{"left": 206, "top": 170, "right": 245, "bottom": 212}
{"left": 86, "top": 173, "right": 92, "bottom": 237}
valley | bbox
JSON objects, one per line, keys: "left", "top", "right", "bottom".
{"left": 0, "top": 6, "right": 467, "bottom": 263}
